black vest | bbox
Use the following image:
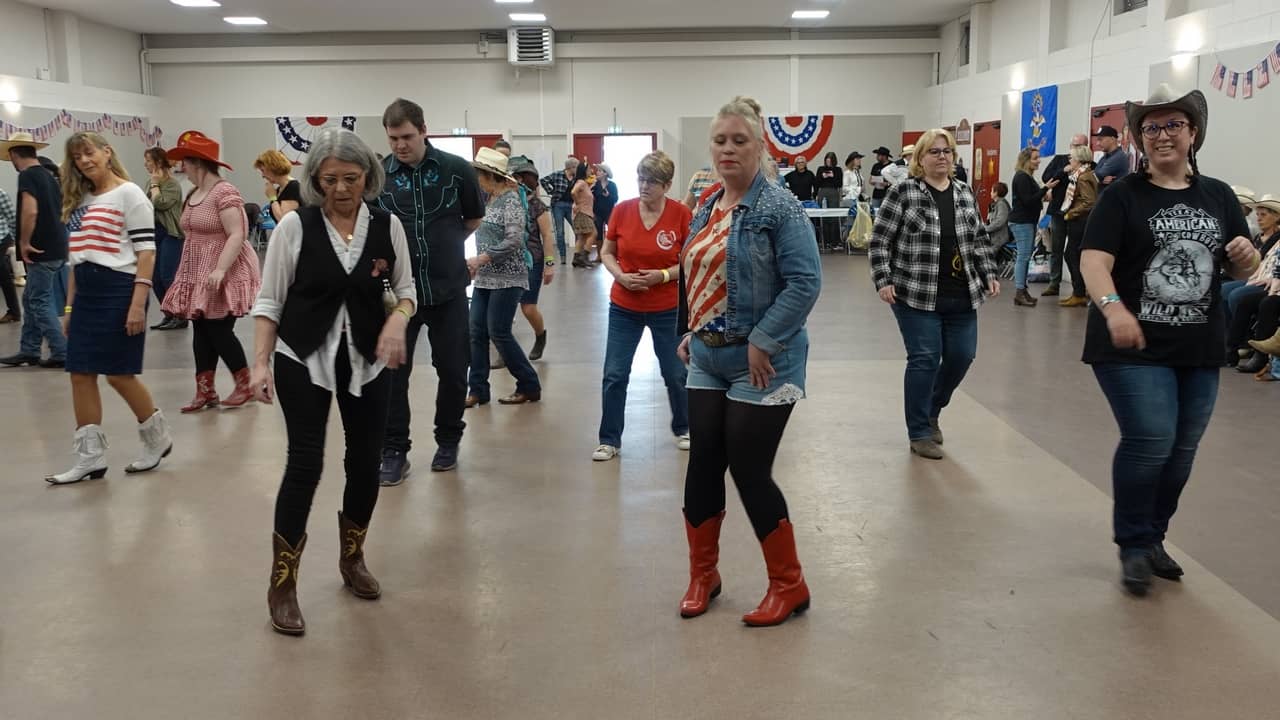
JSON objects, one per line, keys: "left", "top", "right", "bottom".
{"left": 278, "top": 206, "right": 394, "bottom": 364}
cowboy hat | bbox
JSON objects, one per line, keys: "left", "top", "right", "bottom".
{"left": 1232, "top": 185, "right": 1257, "bottom": 206}
{"left": 472, "top": 146, "right": 515, "bottom": 182}
{"left": 873, "top": 146, "right": 892, "bottom": 156}
{"left": 1253, "top": 193, "right": 1280, "bottom": 215}
{"left": 0, "top": 132, "right": 49, "bottom": 157}
{"left": 166, "top": 130, "right": 233, "bottom": 170}
{"left": 901, "top": 144, "right": 915, "bottom": 155}
{"left": 1125, "top": 83, "right": 1208, "bottom": 153}
{"left": 507, "top": 154, "right": 539, "bottom": 178}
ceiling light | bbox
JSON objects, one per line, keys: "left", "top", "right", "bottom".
{"left": 509, "top": 13, "right": 546, "bottom": 21}
{"left": 223, "top": 16, "right": 268, "bottom": 25}
{"left": 171, "top": 0, "right": 220, "bottom": 6}
{"left": 495, "top": 0, "right": 534, "bottom": 3}
{"left": 791, "top": 10, "right": 830, "bottom": 20}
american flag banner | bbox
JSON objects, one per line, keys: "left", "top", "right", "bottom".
{"left": 1244, "top": 70, "right": 1254, "bottom": 99}
{"left": 1271, "top": 46, "right": 1280, "bottom": 73}
{"left": 1211, "top": 63, "right": 1226, "bottom": 90}
{"left": 1227, "top": 72, "right": 1239, "bottom": 98}
{"left": 1258, "top": 61, "right": 1270, "bottom": 89}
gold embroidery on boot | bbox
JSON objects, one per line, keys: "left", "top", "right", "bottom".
{"left": 274, "top": 551, "right": 299, "bottom": 587}
{"left": 344, "top": 528, "right": 367, "bottom": 558}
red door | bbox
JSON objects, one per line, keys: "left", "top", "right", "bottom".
{"left": 971, "top": 121, "right": 1001, "bottom": 219}
{"left": 470, "top": 134, "right": 505, "bottom": 157}
{"left": 572, "top": 134, "right": 605, "bottom": 168}
{"left": 902, "top": 131, "right": 924, "bottom": 151}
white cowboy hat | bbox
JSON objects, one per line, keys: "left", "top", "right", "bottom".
{"left": 1253, "top": 193, "right": 1280, "bottom": 215}
{"left": 1232, "top": 185, "right": 1257, "bottom": 206}
{"left": 0, "top": 132, "right": 49, "bottom": 157}
{"left": 472, "top": 146, "right": 515, "bottom": 182}
{"left": 1125, "top": 83, "right": 1208, "bottom": 153}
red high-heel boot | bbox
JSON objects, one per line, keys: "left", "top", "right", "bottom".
{"left": 742, "top": 519, "right": 810, "bottom": 627}
{"left": 180, "top": 371, "right": 220, "bottom": 413}
{"left": 680, "top": 510, "right": 725, "bottom": 618}
{"left": 221, "top": 368, "right": 255, "bottom": 408}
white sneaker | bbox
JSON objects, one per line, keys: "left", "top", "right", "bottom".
{"left": 126, "top": 409, "right": 173, "bottom": 474}
{"left": 592, "top": 444, "right": 619, "bottom": 462}
{"left": 675, "top": 434, "right": 691, "bottom": 451}
{"left": 46, "top": 425, "right": 109, "bottom": 485}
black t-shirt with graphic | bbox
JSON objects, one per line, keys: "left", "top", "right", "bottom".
{"left": 927, "top": 183, "right": 968, "bottom": 299}
{"left": 1081, "top": 174, "right": 1250, "bottom": 367}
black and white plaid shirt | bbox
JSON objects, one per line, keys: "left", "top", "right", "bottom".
{"left": 869, "top": 176, "right": 999, "bottom": 311}
{"left": 539, "top": 172, "right": 574, "bottom": 204}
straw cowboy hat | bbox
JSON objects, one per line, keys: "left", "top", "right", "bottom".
{"left": 1232, "top": 185, "right": 1257, "bottom": 206}
{"left": 1252, "top": 193, "right": 1280, "bottom": 215}
{"left": 472, "top": 146, "right": 515, "bottom": 182}
{"left": 166, "top": 130, "right": 233, "bottom": 170}
{"left": 0, "top": 132, "right": 49, "bottom": 157}
{"left": 1125, "top": 83, "right": 1208, "bottom": 153}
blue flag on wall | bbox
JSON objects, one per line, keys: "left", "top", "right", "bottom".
{"left": 1021, "top": 85, "right": 1058, "bottom": 156}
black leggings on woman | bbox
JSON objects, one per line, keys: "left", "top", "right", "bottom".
{"left": 192, "top": 317, "right": 248, "bottom": 374}
{"left": 272, "top": 346, "right": 392, "bottom": 546}
{"left": 1065, "top": 217, "right": 1088, "bottom": 298}
{"left": 683, "top": 389, "right": 795, "bottom": 540}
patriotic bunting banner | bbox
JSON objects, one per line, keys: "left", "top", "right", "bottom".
{"left": 0, "top": 109, "right": 163, "bottom": 146}
{"left": 275, "top": 116, "right": 358, "bottom": 164}
{"left": 1209, "top": 42, "right": 1280, "bottom": 100}
{"left": 763, "top": 115, "right": 835, "bottom": 164}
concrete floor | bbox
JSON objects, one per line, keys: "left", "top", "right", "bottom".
{"left": 2, "top": 255, "right": 1279, "bottom": 719}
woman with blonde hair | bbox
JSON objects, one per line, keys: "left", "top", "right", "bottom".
{"left": 254, "top": 149, "right": 303, "bottom": 222}
{"left": 1009, "top": 147, "right": 1059, "bottom": 307}
{"left": 1060, "top": 144, "right": 1098, "bottom": 307}
{"left": 162, "top": 131, "right": 262, "bottom": 412}
{"left": 676, "top": 96, "right": 821, "bottom": 627}
{"left": 45, "top": 132, "right": 172, "bottom": 484}
{"left": 870, "top": 129, "right": 1001, "bottom": 460}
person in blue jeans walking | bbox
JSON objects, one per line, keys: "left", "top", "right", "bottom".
{"left": 592, "top": 151, "right": 693, "bottom": 462}
{"left": 1008, "top": 147, "right": 1059, "bottom": 307}
{"left": 143, "top": 147, "right": 187, "bottom": 330}
{"left": 465, "top": 148, "right": 541, "bottom": 407}
{"left": 0, "top": 132, "right": 69, "bottom": 368}
{"left": 540, "top": 157, "right": 579, "bottom": 265}
{"left": 871, "top": 129, "right": 1001, "bottom": 461}
{"left": 1079, "top": 84, "right": 1257, "bottom": 597}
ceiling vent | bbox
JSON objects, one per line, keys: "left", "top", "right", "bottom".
{"left": 508, "top": 27, "right": 554, "bottom": 67}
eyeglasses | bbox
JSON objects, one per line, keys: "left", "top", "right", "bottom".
{"left": 925, "top": 148, "right": 955, "bottom": 157}
{"left": 637, "top": 177, "right": 667, "bottom": 187}
{"left": 1140, "top": 120, "right": 1190, "bottom": 139}
{"left": 318, "top": 173, "right": 365, "bottom": 189}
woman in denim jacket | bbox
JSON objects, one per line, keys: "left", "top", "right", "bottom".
{"left": 675, "top": 96, "right": 822, "bottom": 627}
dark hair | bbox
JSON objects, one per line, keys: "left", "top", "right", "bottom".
{"left": 823, "top": 151, "right": 838, "bottom": 166}
{"left": 382, "top": 97, "right": 426, "bottom": 132}
{"left": 844, "top": 152, "right": 861, "bottom": 166}
{"left": 494, "top": 139, "right": 511, "bottom": 151}
{"left": 144, "top": 147, "right": 170, "bottom": 170}
{"left": 9, "top": 145, "right": 37, "bottom": 161}
{"left": 993, "top": 182, "right": 1009, "bottom": 198}
{"left": 181, "top": 157, "right": 223, "bottom": 204}
{"left": 38, "top": 155, "right": 60, "bottom": 180}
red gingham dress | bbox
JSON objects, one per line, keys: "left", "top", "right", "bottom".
{"left": 162, "top": 182, "right": 261, "bottom": 319}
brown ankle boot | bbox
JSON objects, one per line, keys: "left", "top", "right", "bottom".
{"left": 680, "top": 510, "right": 725, "bottom": 618}
{"left": 1014, "top": 289, "right": 1038, "bottom": 307}
{"left": 742, "top": 519, "right": 811, "bottom": 627}
{"left": 268, "top": 532, "right": 306, "bottom": 636}
{"left": 338, "top": 511, "right": 381, "bottom": 599}
{"left": 180, "top": 371, "right": 219, "bottom": 413}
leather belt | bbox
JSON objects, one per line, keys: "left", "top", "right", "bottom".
{"left": 694, "top": 330, "right": 743, "bottom": 348}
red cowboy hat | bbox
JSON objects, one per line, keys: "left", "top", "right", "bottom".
{"left": 166, "top": 130, "right": 233, "bottom": 170}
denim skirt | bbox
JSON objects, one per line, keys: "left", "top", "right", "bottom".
{"left": 66, "top": 263, "right": 146, "bottom": 376}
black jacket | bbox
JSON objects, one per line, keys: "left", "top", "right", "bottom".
{"left": 1041, "top": 154, "right": 1071, "bottom": 217}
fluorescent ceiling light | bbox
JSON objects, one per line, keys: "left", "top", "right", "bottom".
{"left": 496, "top": 0, "right": 534, "bottom": 3}
{"left": 170, "top": 0, "right": 221, "bottom": 6}
{"left": 224, "top": 16, "right": 268, "bottom": 25}
{"left": 509, "top": 13, "right": 546, "bottom": 21}
{"left": 791, "top": 10, "right": 830, "bottom": 19}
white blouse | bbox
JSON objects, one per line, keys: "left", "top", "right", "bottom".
{"left": 251, "top": 203, "right": 417, "bottom": 396}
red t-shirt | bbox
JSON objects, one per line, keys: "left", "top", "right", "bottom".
{"left": 606, "top": 198, "right": 693, "bottom": 312}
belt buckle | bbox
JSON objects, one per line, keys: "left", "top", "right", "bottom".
{"left": 699, "top": 331, "right": 728, "bottom": 348}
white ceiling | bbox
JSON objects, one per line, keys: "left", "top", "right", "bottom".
{"left": 33, "top": 0, "right": 970, "bottom": 34}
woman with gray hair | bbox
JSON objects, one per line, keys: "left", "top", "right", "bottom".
{"left": 248, "top": 128, "right": 417, "bottom": 636}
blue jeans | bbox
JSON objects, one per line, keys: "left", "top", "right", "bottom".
{"left": 1221, "top": 279, "right": 1263, "bottom": 326}
{"left": 890, "top": 295, "right": 978, "bottom": 441}
{"left": 1010, "top": 222, "right": 1036, "bottom": 290}
{"left": 551, "top": 201, "right": 572, "bottom": 263}
{"left": 1092, "top": 364, "right": 1219, "bottom": 554}
{"left": 598, "top": 304, "right": 689, "bottom": 447}
{"left": 153, "top": 225, "right": 183, "bottom": 306}
{"left": 20, "top": 259, "right": 68, "bottom": 360}
{"left": 468, "top": 285, "right": 540, "bottom": 401}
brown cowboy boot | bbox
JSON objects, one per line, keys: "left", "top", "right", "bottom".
{"left": 268, "top": 532, "right": 306, "bottom": 635}
{"left": 338, "top": 511, "right": 381, "bottom": 600}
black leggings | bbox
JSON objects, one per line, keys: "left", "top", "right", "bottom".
{"left": 683, "top": 389, "right": 795, "bottom": 540}
{"left": 192, "top": 316, "right": 247, "bottom": 374}
{"left": 1065, "top": 217, "right": 1088, "bottom": 298}
{"left": 272, "top": 346, "right": 392, "bottom": 546}
{"left": 1254, "top": 295, "right": 1280, "bottom": 341}
{"left": 1228, "top": 290, "right": 1266, "bottom": 350}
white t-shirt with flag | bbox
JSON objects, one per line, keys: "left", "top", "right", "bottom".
{"left": 67, "top": 182, "right": 155, "bottom": 274}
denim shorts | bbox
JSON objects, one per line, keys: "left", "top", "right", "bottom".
{"left": 686, "top": 331, "right": 808, "bottom": 406}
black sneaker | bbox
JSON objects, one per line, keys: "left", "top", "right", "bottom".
{"left": 1120, "top": 552, "right": 1153, "bottom": 596}
{"left": 0, "top": 353, "right": 41, "bottom": 367}
{"left": 378, "top": 449, "right": 409, "bottom": 487}
{"left": 431, "top": 444, "right": 459, "bottom": 472}
{"left": 1149, "top": 543, "right": 1184, "bottom": 580}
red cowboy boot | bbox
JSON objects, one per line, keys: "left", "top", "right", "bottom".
{"left": 680, "top": 510, "right": 725, "bottom": 618}
{"left": 742, "top": 519, "right": 811, "bottom": 627}
{"left": 221, "top": 368, "right": 255, "bottom": 408}
{"left": 180, "top": 371, "right": 220, "bottom": 413}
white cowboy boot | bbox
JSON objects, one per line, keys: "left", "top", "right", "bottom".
{"left": 125, "top": 410, "right": 173, "bottom": 474}
{"left": 46, "top": 425, "right": 109, "bottom": 485}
